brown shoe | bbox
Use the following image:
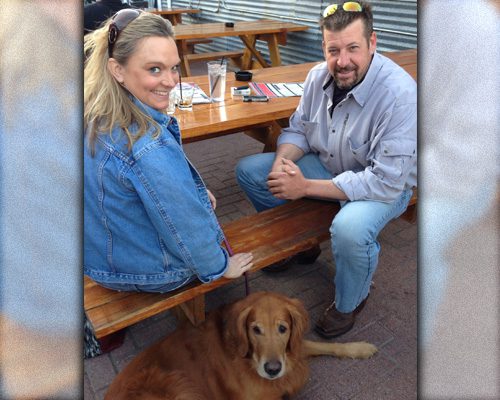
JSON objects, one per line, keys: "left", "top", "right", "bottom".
{"left": 295, "top": 245, "right": 322, "bottom": 264}
{"left": 263, "top": 245, "right": 322, "bottom": 273}
{"left": 262, "top": 256, "right": 294, "bottom": 273}
{"left": 314, "top": 295, "right": 369, "bottom": 339}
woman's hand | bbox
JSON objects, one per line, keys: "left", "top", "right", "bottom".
{"left": 207, "top": 189, "right": 217, "bottom": 210}
{"left": 223, "top": 253, "right": 254, "bottom": 279}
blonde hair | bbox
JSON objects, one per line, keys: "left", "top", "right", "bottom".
{"left": 84, "top": 12, "right": 175, "bottom": 153}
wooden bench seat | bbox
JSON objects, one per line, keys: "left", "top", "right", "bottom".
{"left": 85, "top": 193, "right": 417, "bottom": 339}
{"left": 185, "top": 38, "right": 213, "bottom": 54}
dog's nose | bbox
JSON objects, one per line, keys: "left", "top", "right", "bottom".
{"left": 264, "top": 360, "right": 282, "bottom": 377}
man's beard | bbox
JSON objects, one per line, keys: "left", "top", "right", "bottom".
{"left": 333, "top": 66, "right": 358, "bottom": 90}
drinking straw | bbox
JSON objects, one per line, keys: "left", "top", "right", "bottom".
{"left": 210, "top": 56, "right": 225, "bottom": 97}
{"left": 179, "top": 73, "right": 183, "bottom": 102}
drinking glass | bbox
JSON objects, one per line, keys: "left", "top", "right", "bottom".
{"left": 207, "top": 60, "right": 227, "bottom": 102}
{"left": 177, "top": 83, "right": 195, "bottom": 110}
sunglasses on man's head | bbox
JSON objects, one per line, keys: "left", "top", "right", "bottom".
{"left": 322, "top": 2, "right": 363, "bottom": 18}
{"left": 108, "top": 9, "right": 143, "bottom": 58}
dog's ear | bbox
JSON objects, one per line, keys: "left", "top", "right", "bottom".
{"left": 286, "top": 297, "right": 309, "bottom": 354}
{"left": 223, "top": 301, "right": 253, "bottom": 358}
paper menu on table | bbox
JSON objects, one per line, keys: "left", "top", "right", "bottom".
{"left": 248, "top": 82, "right": 304, "bottom": 98}
{"left": 174, "top": 83, "right": 211, "bottom": 104}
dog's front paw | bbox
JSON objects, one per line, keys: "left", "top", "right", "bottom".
{"left": 339, "top": 342, "right": 378, "bottom": 358}
{"left": 345, "top": 342, "right": 378, "bottom": 359}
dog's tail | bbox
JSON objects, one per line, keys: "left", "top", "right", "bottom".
{"left": 302, "top": 339, "right": 377, "bottom": 359}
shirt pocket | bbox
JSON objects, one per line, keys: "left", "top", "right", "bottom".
{"left": 378, "top": 138, "right": 416, "bottom": 180}
{"left": 348, "top": 138, "right": 372, "bottom": 166}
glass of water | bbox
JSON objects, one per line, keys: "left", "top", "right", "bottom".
{"left": 207, "top": 60, "right": 227, "bottom": 102}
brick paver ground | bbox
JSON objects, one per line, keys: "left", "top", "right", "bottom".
{"left": 84, "top": 132, "right": 417, "bottom": 400}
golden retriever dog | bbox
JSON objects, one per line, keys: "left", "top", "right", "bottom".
{"left": 105, "top": 291, "right": 377, "bottom": 400}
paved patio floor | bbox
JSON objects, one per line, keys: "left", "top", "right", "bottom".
{"left": 84, "top": 131, "right": 417, "bottom": 400}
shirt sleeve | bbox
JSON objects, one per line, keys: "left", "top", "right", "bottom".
{"left": 130, "top": 138, "right": 228, "bottom": 283}
{"left": 333, "top": 101, "right": 417, "bottom": 202}
{"left": 276, "top": 69, "right": 318, "bottom": 153}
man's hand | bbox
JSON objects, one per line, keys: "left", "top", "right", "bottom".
{"left": 267, "top": 158, "right": 308, "bottom": 200}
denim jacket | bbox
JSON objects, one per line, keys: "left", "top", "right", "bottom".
{"left": 84, "top": 100, "right": 229, "bottom": 286}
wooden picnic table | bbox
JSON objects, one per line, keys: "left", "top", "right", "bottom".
{"left": 172, "top": 19, "right": 309, "bottom": 76}
{"left": 84, "top": 49, "right": 418, "bottom": 339}
{"left": 150, "top": 8, "right": 200, "bottom": 25}
{"left": 174, "top": 48, "right": 417, "bottom": 151}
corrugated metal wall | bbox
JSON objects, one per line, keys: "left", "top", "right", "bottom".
{"left": 163, "top": 0, "right": 416, "bottom": 65}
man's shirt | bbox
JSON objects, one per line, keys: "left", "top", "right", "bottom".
{"left": 278, "top": 52, "right": 417, "bottom": 202}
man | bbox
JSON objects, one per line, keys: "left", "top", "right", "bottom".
{"left": 84, "top": 0, "right": 130, "bottom": 33}
{"left": 236, "top": 1, "right": 416, "bottom": 338}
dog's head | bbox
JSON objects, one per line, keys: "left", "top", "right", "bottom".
{"left": 223, "top": 291, "right": 309, "bottom": 380}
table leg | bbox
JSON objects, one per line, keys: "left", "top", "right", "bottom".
{"left": 157, "top": 14, "right": 178, "bottom": 26}
{"left": 176, "top": 40, "right": 191, "bottom": 77}
{"left": 244, "top": 119, "right": 287, "bottom": 153}
{"left": 173, "top": 15, "right": 182, "bottom": 26}
{"left": 266, "top": 33, "right": 281, "bottom": 67}
{"left": 239, "top": 35, "right": 269, "bottom": 69}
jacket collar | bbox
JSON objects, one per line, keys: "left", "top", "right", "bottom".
{"left": 131, "top": 96, "right": 172, "bottom": 126}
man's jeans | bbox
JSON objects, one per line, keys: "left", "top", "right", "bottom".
{"left": 236, "top": 152, "right": 412, "bottom": 313}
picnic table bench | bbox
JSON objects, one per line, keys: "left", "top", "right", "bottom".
{"left": 85, "top": 193, "right": 417, "bottom": 340}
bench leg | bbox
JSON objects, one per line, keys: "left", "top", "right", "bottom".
{"left": 97, "top": 329, "right": 126, "bottom": 354}
{"left": 172, "top": 295, "right": 206, "bottom": 326}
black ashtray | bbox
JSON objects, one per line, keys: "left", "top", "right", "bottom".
{"left": 235, "top": 71, "right": 253, "bottom": 81}
{"left": 225, "top": 22, "right": 234, "bottom": 28}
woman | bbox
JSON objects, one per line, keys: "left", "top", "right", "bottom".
{"left": 84, "top": 10, "right": 253, "bottom": 293}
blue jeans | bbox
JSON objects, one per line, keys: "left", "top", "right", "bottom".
{"left": 98, "top": 275, "right": 197, "bottom": 293}
{"left": 236, "top": 152, "right": 412, "bottom": 312}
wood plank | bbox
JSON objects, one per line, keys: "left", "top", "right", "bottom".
{"left": 185, "top": 38, "right": 213, "bottom": 54}
{"left": 86, "top": 199, "right": 339, "bottom": 337}
{"left": 184, "top": 50, "right": 244, "bottom": 63}
{"left": 86, "top": 191, "right": 417, "bottom": 338}
{"left": 173, "top": 19, "right": 308, "bottom": 41}
{"left": 150, "top": 8, "right": 200, "bottom": 26}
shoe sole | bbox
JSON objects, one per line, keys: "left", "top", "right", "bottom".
{"left": 313, "top": 295, "right": 369, "bottom": 339}
{"left": 314, "top": 321, "right": 355, "bottom": 339}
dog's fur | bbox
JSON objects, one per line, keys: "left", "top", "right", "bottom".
{"left": 105, "top": 291, "right": 377, "bottom": 400}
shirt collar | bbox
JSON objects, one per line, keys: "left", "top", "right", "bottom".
{"left": 349, "top": 52, "right": 383, "bottom": 107}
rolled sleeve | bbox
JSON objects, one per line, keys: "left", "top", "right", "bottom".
{"left": 334, "top": 102, "right": 417, "bottom": 202}
{"left": 277, "top": 111, "right": 311, "bottom": 153}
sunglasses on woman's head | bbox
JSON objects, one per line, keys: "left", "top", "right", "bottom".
{"left": 322, "top": 2, "right": 363, "bottom": 18}
{"left": 108, "top": 9, "right": 143, "bottom": 58}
